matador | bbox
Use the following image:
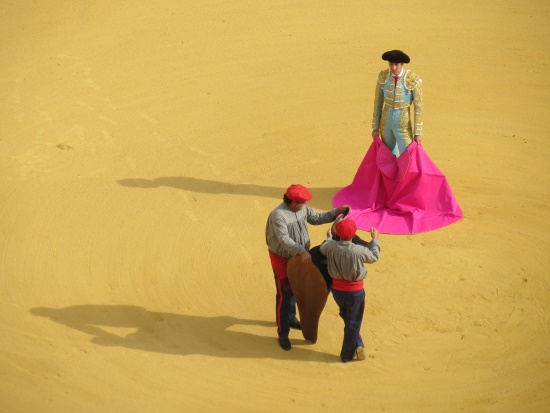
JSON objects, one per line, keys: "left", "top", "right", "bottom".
{"left": 372, "top": 50, "right": 424, "bottom": 157}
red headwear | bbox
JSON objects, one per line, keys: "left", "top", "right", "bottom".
{"left": 336, "top": 219, "right": 357, "bottom": 240}
{"left": 285, "top": 184, "right": 312, "bottom": 203}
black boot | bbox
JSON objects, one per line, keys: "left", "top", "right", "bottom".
{"left": 278, "top": 337, "right": 291, "bottom": 351}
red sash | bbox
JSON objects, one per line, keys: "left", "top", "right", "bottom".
{"left": 332, "top": 279, "right": 364, "bottom": 292}
{"left": 268, "top": 250, "right": 289, "bottom": 280}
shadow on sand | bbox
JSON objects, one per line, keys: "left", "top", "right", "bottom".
{"left": 31, "top": 305, "right": 337, "bottom": 362}
{"left": 117, "top": 177, "right": 341, "bottom": 210}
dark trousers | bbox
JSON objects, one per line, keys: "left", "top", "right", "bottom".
{"left": 273, "top": 272, "right": 297, "bottom": 339}
{"left": 332, "top": 289, "right": 365, "bottom": 362}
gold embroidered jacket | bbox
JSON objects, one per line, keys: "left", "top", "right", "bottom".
{"left": 372, "top": 69, "right": 424, "bottom": 136}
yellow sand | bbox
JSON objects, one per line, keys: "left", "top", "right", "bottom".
{"left": 1, "top": 1, "right": 549, "bottom": 412}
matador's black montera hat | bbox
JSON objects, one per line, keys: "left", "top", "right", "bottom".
{"left": 382, "top": 50, "right": 410, "bottom": 64}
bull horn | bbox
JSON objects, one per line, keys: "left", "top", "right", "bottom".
{"left": 331, "top": 215, "right": 345, "bottom": 237}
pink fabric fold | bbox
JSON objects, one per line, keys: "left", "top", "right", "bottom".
{"left": 333, "top": 137, "right": 463, "bottom": 234}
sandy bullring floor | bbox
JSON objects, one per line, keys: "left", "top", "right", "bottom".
{"left": 1, "top": 1, "right": 549, "bottom": 412}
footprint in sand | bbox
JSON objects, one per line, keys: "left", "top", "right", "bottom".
{"left": 222, "top": 227, "right": 236, "bottom": 238}
{"left": 209, "top": 164, "right": 221, "bottom": 175}
{"left": 152, "top": 131, "right": 167, "bottom": 143}
{"left": 125, "top": 156, "right": 136, "bottom": 169}
{"left": 185, "top": 210, "right": 199, "bottom": 222}
{"left": 253, "top": 200, "right": 264, "bottom": 211}
{"left": 99, "top": 115, "right": 118, "bottom": 125}
{"left": 56, "top": 55, "right": 100, "bottom": 89}
{"left": 35, "top": 96, "right": 52, "bottom": 122}
{"left": 101, "top": 130, "right": 117, "bottom": 149}
{"left": 189, "top": 146, "right": 208, "bottom": 157}
{"left": 139, "top": 113, "right": 158, "bottom": 124}
{"left": 223, "top": 227, "right": 253, "bottom": 263}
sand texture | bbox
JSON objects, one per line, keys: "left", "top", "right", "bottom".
{"left": 1, "top": 1, "right": 549, "bottom": 412}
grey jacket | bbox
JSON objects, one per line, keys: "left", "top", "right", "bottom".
{"left": 320, "top": 238, "right": 381, "bottom": 281}
{"left": 266, "top": 203, "right": 338, "bottom": 259}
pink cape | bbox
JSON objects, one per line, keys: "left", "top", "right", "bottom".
{"left": 333, "top": 137, "right": 463, "bottom": 234}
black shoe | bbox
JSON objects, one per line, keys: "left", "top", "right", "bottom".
{"left": 289, "top": 320, "right": 302, "bottom": 330}
{"left": 278, "top": 337, "right": 291, "bottom": 351}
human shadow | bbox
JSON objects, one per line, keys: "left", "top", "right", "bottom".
{"left": 31, "top": 305, "right": 337, "bottom": 362}
{"left": 117, "top": 177, "right": 342, "bottom": 210}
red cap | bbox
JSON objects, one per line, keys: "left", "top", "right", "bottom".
{"left": 285, "top": 184, "right": 312, "bottom": 203}
{"left": 336, "top": 219, "right": 357, "bottom": 240}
